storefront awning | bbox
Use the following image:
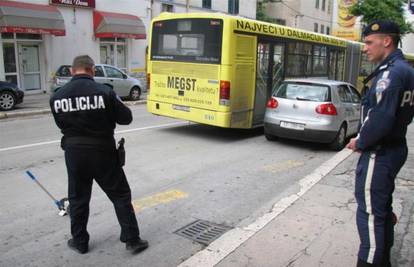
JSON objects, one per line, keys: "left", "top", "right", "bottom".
{"left": 93, "top": 11, "right": 146, "bottom": 39}
{"left": 0, "top": 0, "right": 65, "bottom": 36}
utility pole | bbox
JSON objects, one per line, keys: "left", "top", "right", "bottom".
{"left": 186, "top": 0, "right": 190, "bottom": 13}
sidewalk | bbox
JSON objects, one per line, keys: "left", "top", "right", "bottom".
{"left": 181, "top": 127, "right": 414, "bottom": 267}
{"left": 0, "top": 92, "right": 147, "bottom": 120}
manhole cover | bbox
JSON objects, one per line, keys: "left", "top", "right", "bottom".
{"left": 175, "top": 219, "right": 233, "bottom": 245}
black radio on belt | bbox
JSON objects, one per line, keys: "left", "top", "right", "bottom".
{"left": 117, "top": 138, "right": 126, "bottom": 167}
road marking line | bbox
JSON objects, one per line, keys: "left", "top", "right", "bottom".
{"left": 263, "top": 160, "right": 304, "bottom": 173}
{"left": 0, "top": 122, "right": 186, "bottom": 152}
{"left": 132, "top": 189, "right": 188, "bottom": 213}
{"left": 178, "top": 149, "right": 354, "bottom": 267}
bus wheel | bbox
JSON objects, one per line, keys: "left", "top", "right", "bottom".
{"left": 265, "top": 133, "right": 278, "bottom": 141}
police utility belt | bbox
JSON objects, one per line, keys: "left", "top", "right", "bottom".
{"left": 63, "top": 136, "right": 126, "bottom": 166}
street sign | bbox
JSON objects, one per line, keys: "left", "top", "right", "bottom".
{"left": 410, "top": 0, "right": 414, "bottom": 14}
{"left": 50, "top": 0, "right": 95, "bottom": 9}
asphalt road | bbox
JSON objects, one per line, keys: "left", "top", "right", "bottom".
{"left": 0, "top": 105, "right": 336, "bottom": 267}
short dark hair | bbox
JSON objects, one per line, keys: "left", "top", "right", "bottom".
{"left": 72, "top": 55, "right": 95, "bottom": 70}
{"left": 389, "top": 33, "right": 401, "bottom": 48}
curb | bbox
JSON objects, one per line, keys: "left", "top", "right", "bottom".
{"left": 0, "top": 100, "right": 146, "bottom": 120}
{"left": 178, "top": 148, "right": 354, "bottom": 267}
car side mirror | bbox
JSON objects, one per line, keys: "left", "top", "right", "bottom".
{"left": 122, "top": 73, "right": 127, "bottom": 79}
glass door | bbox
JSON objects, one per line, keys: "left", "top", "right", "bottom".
{"left": 253, "top": 41, "right": 285, "bottom": 125}
{"left": 253, "top": 43, "right": 271, "bottom": 125}
{"left": 100, "top": 44, "right": 115, "bottom": 66}
{"left": 2, "top": 43, "right": 18, "bottom": 85}
{"left": 271, "top": 44, "right": 285, "bottom": 93}
{"left": 18, "top": 44, "right": 41, "bottom": 90}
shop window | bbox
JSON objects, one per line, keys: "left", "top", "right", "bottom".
{"left": 2, "top": 41, "right": 19, "bottom": 85}
{"left": 1, "top": 33, "right": 13, "bottom": 39}
{"left": 202, "top": 0, "right": 211, "bottom": 9}
{"left": 3, "top": 43, "right": 17, "bottom": 73}
{"left": 16, "top": 33, "right": 42, "bottom": 40}
{"left": 100, "top": 38, "right": 127, "bottom": 71}
{"left": 228, "top": 0, "right": 239, "bottom": 14}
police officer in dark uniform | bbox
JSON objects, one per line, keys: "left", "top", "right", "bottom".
{"left": 50, "top": 55, "right": 148, "bottom": 254}
{"left": 347, "top": 21, "right": 414, "bottom": 267}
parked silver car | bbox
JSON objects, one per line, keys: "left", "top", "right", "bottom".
{"left": 264, "top": 79, "right": 361, "bottom": 150}
{"left": 51, "top": 64, "right": 143, "bottom": 100}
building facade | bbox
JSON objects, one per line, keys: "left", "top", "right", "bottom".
{"left": 261, "top": 0, "right": 333, "bottom": 35}
{"left": 402, "top": 3, "right": 414, "bottom": 54}
{"left": 0, "top": 0, "right": 256, "bottom": 93}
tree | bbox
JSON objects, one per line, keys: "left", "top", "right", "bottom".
{"left": 350, "top": 0, "right": 413, "bottom": 35}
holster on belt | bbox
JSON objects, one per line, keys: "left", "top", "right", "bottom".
{"left": 117, "top": 138, "right": 126, "bottom": 167}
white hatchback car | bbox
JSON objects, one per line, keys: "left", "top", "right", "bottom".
{"left": 264, "top": 79, "right": 361, "bottom": 150}
{"left": 51, "top": 64, "right": 144, "bottom": 101}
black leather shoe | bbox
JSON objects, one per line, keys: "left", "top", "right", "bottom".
{"left": 126, "top": 239, "right": 149, "bottom": 254}
{"left": 67, "top": 239, "right": 88, "bottom": 254}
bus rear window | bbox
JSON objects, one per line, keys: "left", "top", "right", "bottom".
{"left": 151, "top": 18, "right": 223, "bottom": 64}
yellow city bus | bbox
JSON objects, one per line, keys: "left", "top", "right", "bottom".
{"left": 146, "top": 12, "right": 405, "bottom": 129}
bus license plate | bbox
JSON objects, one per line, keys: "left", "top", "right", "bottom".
{"left": 280, "top": 121, "right": 305, "bottom": 131}
{"left": 172, "top": 104, "right": 190, "bottom": 112}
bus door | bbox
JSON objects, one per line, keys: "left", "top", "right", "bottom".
{"left": 253, "top": 42, "right": 285, "bottom": 125}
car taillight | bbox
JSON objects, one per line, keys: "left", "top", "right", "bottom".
{"left": 147, "top": 73, "right": 151, "bottom": 91}
{"left": 266, "top": 97, "right": 278, "bottom": 109}
{"left": 220, "top": 80, "right": 230, "bottom": 105}
{"left": 316, "top": 103, "right": 337, "bottom": 115}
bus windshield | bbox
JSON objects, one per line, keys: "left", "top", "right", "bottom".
{"left": 151, "top": 18, "right": 223, "bottom": 64}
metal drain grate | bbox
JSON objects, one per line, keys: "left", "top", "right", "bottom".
{"left": 175, "top": 219, "right": 233, "bottom": 246}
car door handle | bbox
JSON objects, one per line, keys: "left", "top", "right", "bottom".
{"left": 109, "top": 79, "right": 114, "bottom": 82}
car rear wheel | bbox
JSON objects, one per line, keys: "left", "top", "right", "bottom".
{"left": 329, "top": 124, "right": 347, "bottom": 151}
{"left": 0, "top": 91, "right": 16, "bottom": 111}
{"left": 265, "top": 133, "right": 278, "bottom": 141}
{"left": 129, "top": 86, "right": 141, "bottom": 101}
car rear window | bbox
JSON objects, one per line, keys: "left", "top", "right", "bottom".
{"left": 274, "top": 82, "right": 331, "bottom": 102}
{"left": 56, "top": 66, "right": 71, "bottom": 77}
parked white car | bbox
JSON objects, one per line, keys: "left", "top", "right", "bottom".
{"left": 51, "top": 64, "right": 143, "bottom": 101}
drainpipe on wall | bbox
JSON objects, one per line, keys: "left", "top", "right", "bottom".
{"left": 186, "top": 0, "right": 189, "bottom": 12}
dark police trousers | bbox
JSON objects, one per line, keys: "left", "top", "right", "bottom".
{"left": 355, "top": 144, "right": 407, "bottom": 265}
{"left": 64, "top": 145, "right": 140, "bottom": 245}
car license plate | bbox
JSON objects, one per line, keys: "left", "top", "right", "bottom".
{"left": 172, "top": 104, "right": 190, "bottom": 112}
{"left": 280, "top": 121, "right": 305, "bottom": 131}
